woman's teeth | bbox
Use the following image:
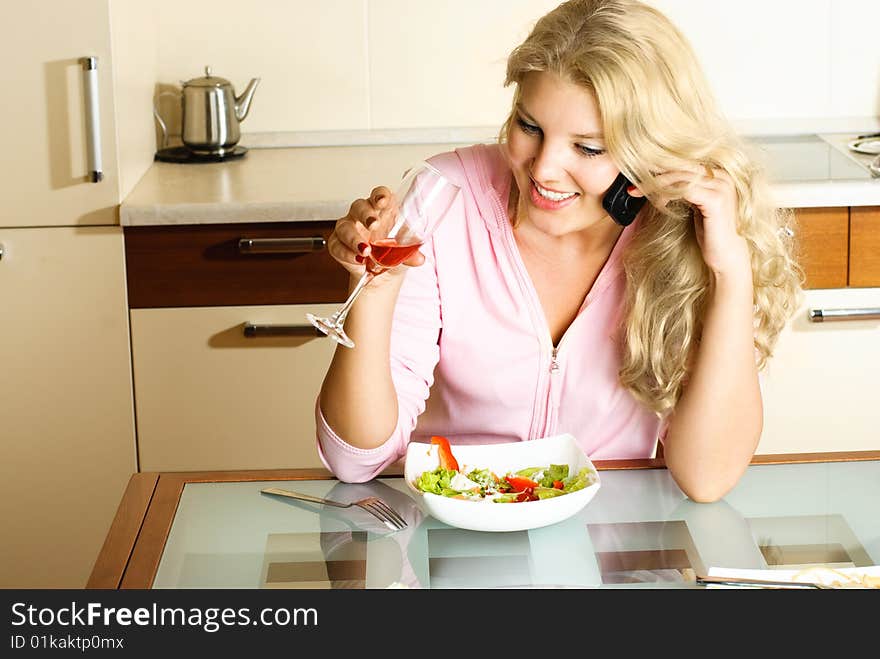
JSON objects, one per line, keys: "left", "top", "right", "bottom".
{"left": 534, "top": 181, "right": 577, "bottom": 201}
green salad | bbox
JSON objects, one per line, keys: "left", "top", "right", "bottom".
{"left": 414, "top": 463, "right": 596, "bottom": 503}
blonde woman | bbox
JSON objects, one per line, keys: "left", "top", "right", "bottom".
{"left": 314, "top": 0, "right": 802, "bottom": 502}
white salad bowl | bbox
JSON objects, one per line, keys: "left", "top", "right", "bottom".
{"left": 404, "top": 433, "right": 601, "bottom": 532}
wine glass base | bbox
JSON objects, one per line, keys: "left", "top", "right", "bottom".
{"left": 306, "top": 312, "right": 355, "bottom": 349}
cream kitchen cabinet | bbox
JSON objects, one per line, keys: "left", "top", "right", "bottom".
{"left": 757, "top": 287, "right": 880, "bottom": 455}
{"left": 124, "top": 221, "right": 349, "bottom": 472}
{"left": 0, "top": 227, "right": 135, "bottom": 587}
{"left": 754, "top": 207, "right": 880, "bottom": 454}
{"left": 1, "top": 1, "right": 121, "bottom": 228}
{"left": 131, "top": 304, "right": 337, "bottom": 471}
{"left": 0, "top": 0, "right": 155, "bottom": 587}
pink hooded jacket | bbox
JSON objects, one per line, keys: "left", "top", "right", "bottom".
{"left": 316, "top": 143, "right": 663, "bottom": 482}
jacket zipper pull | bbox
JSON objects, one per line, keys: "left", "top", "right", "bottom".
{"left": 550, "top": 346, "right": 560, "bottom": 373}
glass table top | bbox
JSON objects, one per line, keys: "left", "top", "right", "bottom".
{"left": 152, "top": 460, "right": 880, "bottom": 589}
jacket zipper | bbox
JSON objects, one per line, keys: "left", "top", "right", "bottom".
{"left": 485, "top": 175, "right": 563, "bottom": 439}
{"left": 542, "top": 339, "right": 567, "bottom": 437}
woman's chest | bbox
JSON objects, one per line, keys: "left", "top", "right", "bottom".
{"left": 520, "top": 251, "right": 609, "bottom": 344}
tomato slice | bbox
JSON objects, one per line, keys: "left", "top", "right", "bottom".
{"left": 430, "top": 435, "right": 459, "bottom": 471}
{"left": 514, "top": 488, "right": 539, "bottom": 503}
{"left": 505, "top": 475, "right": 539, "bottom": 492}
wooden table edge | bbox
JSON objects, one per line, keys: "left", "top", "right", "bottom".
{"left": 99, "top": 452, "right": 880, "bottom": 589}
{"left": 119, "top": 468, "right": 335, "bottom": 589}
{"left": 86, "top": 472, "right": 160, "bottom": 589}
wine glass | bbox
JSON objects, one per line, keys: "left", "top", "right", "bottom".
{"left": 306, "top": 161, "right": 461, "bottom": 348}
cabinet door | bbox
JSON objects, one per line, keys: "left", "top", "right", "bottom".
{"left": 0, "top": 0, "right": 119, "bottom": 227}
{"left": 792, "top": 208, "right": 849, "bottom": 289}
{"left": 850, "top": 207, "right": 880, "bottom": 287}
{"left": 131, "top": 305, "right": 339, "bottom": 471}
{"left": 0, "top": 227, "right": 136, "bottom": 587}
{"left": 758, "top": 288, "right": 880, "bottom": 455}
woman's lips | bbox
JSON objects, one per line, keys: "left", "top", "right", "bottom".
{"left": 528, "top": 179, "right": 579, "bottom": 211}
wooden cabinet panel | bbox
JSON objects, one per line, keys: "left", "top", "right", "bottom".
{"left": 131, "top": 304, "right": 336, "bottom": 471}
{"left": 849, "top": 206, "right": 880, "bottom": 287}
{"left": 792, "top": 207, "right": 849, "bottom": 289}
{"left": 124, "top": 222, "right": 349, "bottom": 308}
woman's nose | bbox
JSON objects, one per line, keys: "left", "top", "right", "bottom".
{"left": 530, "top": 140, "right": 567, "bottom": 182}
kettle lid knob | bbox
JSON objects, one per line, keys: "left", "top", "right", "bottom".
{"left": 184, "top": 65, "right": 230, "bottom": 88}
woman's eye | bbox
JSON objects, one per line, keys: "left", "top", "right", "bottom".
{"left": 516, "top": 117, "right": 541, "bottom": 135}
{"left": 577, "top": 144, "right": 605, "bottom": 158}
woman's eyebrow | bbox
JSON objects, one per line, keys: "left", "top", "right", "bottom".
{"left": 515, "top": 103, "right": 604, "bottom": 140}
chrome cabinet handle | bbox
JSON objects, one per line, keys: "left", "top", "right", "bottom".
{"left": 243, "top": 323, "right": 323, "bottom": 338}
{"left": 238, "top": 237, "right": 326, "bottom": 254}
{"left": 808, "top": 308, "right": 880, "bottom": 322}
{"left": 80, "top": 56, "right": 103, "bottom": 183}
{"left": 0, "top": 243, "right": 4, "bottom": 261}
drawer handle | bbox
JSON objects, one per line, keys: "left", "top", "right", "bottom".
{"left": 808, "top": 308, "right": 880, "bottom": 322}
{"left": 238, "top": 237, "right": 326, "bottom": 254}
{"left": 243, "top": 323, "right": 323, "bottom": 338}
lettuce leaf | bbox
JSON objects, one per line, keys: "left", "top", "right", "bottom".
{"left": 562, "top": 467, "right": 595, "bottom": 493}
{"left": 415, "top": 467, "right": 458, "bottom": 495}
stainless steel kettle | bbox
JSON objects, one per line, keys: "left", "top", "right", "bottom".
{"left": 154, "top": 66, "right": 260, "bottom": 155}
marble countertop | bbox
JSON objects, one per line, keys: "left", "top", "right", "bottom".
{"left": 120, "top": 131, "right": 880, "bottom": 226}
{"left": 121, "top": 143, "right": 461, "bottom": 226}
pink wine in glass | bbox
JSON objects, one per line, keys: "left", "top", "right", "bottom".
{"left": 367, "top": 238, "right": 423, "bottom": 272}
{"left": 306, "top": 160, "right": 460, "bottom": 348}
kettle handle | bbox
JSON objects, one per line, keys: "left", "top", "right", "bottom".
{"left": 153, "top": 90, "right": 181, "bottom": 150}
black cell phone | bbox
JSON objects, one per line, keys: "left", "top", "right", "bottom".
{"left": 602, "top": 172, "right": 647, "bottom": 226}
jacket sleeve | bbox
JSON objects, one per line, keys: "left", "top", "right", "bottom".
{"left": 315, "top": 224, "right": 444, "bottom": 483}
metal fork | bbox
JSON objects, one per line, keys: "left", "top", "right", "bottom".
{"left": 260, "top": 487, "right": 407, "bottom": 531}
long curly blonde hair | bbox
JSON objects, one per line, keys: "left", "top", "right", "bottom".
{"left": 501, "top": 0, "right": 803, "bottom": 416}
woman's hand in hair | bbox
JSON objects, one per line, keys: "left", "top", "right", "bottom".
{"left": 630, "top": 166, "right": 751, "bottom": 281}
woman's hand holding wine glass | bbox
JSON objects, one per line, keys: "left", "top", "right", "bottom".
{"left": 327, "top": 186, "right": 424, "bottom": 285}
{"left": 307, "top": 161, "right": 460, "bottom": 348}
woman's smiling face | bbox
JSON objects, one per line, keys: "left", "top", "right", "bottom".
{"left": 506, "top": 71, "right": 621, "bottom": 236}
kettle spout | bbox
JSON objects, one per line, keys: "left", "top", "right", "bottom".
{"left": 234, "top": 78, "right": 261, "bottom": 122}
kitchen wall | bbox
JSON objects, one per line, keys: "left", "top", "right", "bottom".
{"left": 151, "top": 0, "right": 880, "bottom": 140}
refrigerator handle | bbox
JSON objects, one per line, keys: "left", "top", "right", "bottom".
{"left": 80, "top": 56, "right": 103, "bottom": 183}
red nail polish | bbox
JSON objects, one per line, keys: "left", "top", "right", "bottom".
{"left": 357, "top": 242, "right": 367, "bottom": 254}
{"left": 355, "top": 255, "right": 364, "bottom": 263}
{"left": 626, "top": 185, "right": 637, "bottom": 194}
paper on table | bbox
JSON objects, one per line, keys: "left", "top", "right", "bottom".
{"left": 705, "top": 565, "right": 880, "bottom": 589}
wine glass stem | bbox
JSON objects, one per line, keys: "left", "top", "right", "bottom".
{"left": 332, "top": 271, "right": 374, "bottom": 328}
